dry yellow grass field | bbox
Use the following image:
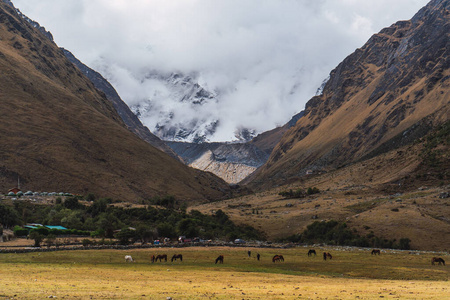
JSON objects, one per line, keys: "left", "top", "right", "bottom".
{"left": 0, "top": 247, "right": 448, "bottom": 299}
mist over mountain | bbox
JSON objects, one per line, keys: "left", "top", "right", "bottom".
{"left": 12, "top": 0, "right": 430, "bottom": 142}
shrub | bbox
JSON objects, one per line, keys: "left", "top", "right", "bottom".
{"left": 82, "top": 238, "right": 93, "bottom": 247}
{"left": 278, "top": 189, "right": 305, "bottom": 199}
{"left": 30, "top": 227, "right": 49, "bottom": 236}
{"left": 115, "top": 227, "right": 136, "bottom": 245}
{"left": 279, "top": 220, "right": 412, "bottom": 249}
{"left": 45, "top": 234, "right": 56, "bottom": 248}
{"left": 13, "top": 226, "right": 28, "bottom": 237}
{"left": 306, "top": 187, "right": 320, "bottom": 195}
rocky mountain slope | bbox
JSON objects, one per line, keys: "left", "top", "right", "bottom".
{"left": 0, "top": 2, "right": 230, "bottom": 202}
{"left": 167, "top": 111, "right": 304, "bottom": 183}
{"left": 248, "top": 0, "right": 449, "bottom": 188}
{"left": 168, "top": 142, "right": 270, "bottom": 184}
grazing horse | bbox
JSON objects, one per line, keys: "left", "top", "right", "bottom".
{"left": 323, "top": 252, "right": 332, "bottom": 260}
{"left": 215, "top": 255, "right": 224, "bottom": 264}
{"left": 371, "top": 249, "right": 381, "bottom": 255}
{"left": 272, "top": 255, "right": 284, "bottom": 262}
{"left": 155, "top": 254, "right": 167, "bottom": 262}
{"left": 308, "top": 249, "right": 316, "bottom": 256}
{"left": 124, "top": 255, "right": 133, "bottom": 262}
{"left": 431, "top": 257, "right": 445, "bottom": 265}
{"left": 171, "top": 254, "right": 183, "bottom": 262}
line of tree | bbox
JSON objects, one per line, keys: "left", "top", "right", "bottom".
{"left": 0, "top": 195, "right": 263, "bottom": 245}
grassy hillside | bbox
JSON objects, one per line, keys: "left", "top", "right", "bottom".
{"left": 193, "top": 134, "right": 450, "bottom": 251}
{"left": 0, "top": 3, "right": 230, "bottom": 202}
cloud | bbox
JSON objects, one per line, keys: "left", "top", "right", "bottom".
{"left": 13, "top": 0, "right": 430, "bottom": 141}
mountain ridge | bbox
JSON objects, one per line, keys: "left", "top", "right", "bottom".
{"left": 247, "top": 0, "right": 449, "bottom": 188}
{"left": 0, "top": 2, "right": 230, "bottom": 202}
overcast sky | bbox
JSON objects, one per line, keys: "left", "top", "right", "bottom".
{"left": 13, "top": 0, "right": 430, "bottom": 142}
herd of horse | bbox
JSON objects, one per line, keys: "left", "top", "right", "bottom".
{"left": 125, "top": 249, "right": 446, "bottom": 266}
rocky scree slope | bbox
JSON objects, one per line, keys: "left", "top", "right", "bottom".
{"left": 167, "top": 111, "right": 305, "bottom": 184}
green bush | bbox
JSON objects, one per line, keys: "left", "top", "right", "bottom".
{"left": 306, "top": 187, "right": 320, "bottom": 195}
{"left": 278, "top": 189, "right": 305, "bottom": 199}
{"left": 13, "top": 225, "right": 28, "bottom": 237}
{"left": 82, "top": 238, "right": 93, "bottom": 247}
{"left": 280, "top": 220, "right": 412, "bottom": 249}
{"left": 30, "top": 227, "right": 49, "bottom": 236}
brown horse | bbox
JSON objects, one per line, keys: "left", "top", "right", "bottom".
{"left": 371, "top": 249, "right": 381, "bottom": 255}
{"left": 308, "top": 249, "right": 316, "bottom": 256}
{"left": 155, "top": 254, "right": 167, "bottom": 262}
{"left": 431, "top": 257, "right": 445, "bottom": 265}
{"left": 171, "top": 254, "right": 183, "bottom": 262}
{"left": 215, "top": 255, "right": 224, "bottom": 264}
{"left": 323, "top": 252, "right": 332, "bottom": 260}
{"left": 272, "top": 255, "right": 284, "bottom": 262}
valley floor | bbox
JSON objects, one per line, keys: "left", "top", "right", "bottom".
{"left": 0, "top": 247, "right": 448, "bottom": 299}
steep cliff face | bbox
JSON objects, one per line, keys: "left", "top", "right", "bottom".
{"left": 249, "top": 0, "right": 449, "bottom": 187}
{"left": 0, "top": 2, "right": 230, "bottom": 202}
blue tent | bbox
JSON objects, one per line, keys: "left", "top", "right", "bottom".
{"left": 45, "top": 225, "right": 68, "bottom": 230}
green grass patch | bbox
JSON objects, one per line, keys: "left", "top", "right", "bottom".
{"left": 345, "top": 198, "right": 388, "bottom": 213}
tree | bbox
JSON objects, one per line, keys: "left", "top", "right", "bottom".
{"left": 135, "top": 224, "right": 157, "bottom": 244}
{"left": 61, "top": 211, "right": 83, "bottom": 229}
{"left": 115, "top": 227, "right": 136, "bottom": 245}
{"left": 85, "top": 193, "right": 96, "bottom": 202}
{"left": 399, "top": 238, "right": 411, "bottom": 250}
{"left": 177, "top": 218, "right": 199, "bottom": 237}
{"left": 214, "top": 209, "right": 229, "bottom": 225}
{"left": 89, "top": 198, "right": 108, "bottom": 217}
{"left": 96, "top": 212, "right": 123, "bottom": 238}
{"left": 63, "top": 197, "right": 80, "bottom": 210}
{"left": 29, "top": 231, "right": 43, "bottom": 247}
{"left": 156, "top": 222, "right": 176, "bottom": 238}
{"left": 0, "top": 204, "right": 21, "bottom": 227}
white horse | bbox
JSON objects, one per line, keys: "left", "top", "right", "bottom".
{"left": 125, "top": 255, "right": 134, "bottom": 262}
